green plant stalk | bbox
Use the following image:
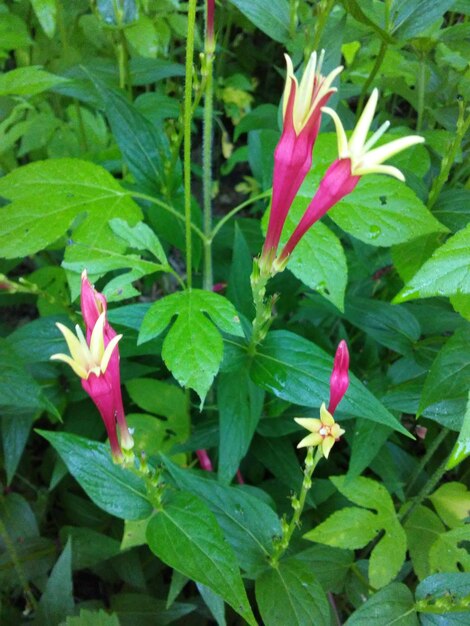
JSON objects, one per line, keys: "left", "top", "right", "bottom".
{"left": 357, "top": 41, "right": 388, "bottom": 114}
{"left": 310, "top": 0, "right": 334, "bottom": 54}
{"left": 202, "top": 51, "right": 215, "bottom": 291}
{"left": 416, "top": 55, "right": 427, "bottom": 132}
{"left": 183, "top": 0, "right": 198, "bottom": 289}
{"left": 428, "top": 101, "right": 470, "bottom": 208}
{"left": 0, "top": 509, "right": 38, "bottom": 612}
{"left": 270, "top": 446, "right": 323, "bottom": 565}
{"left": 247, "top": 264, "right": 275, "bottom": 355}
{"left": 116, "top": 29, "right": 131, "bottom": 95}
{"left": 405, "top": 427, "right": 449, "bottom": 496}
{"left": 289, "top": 0, "right": 298, "bottom": 39}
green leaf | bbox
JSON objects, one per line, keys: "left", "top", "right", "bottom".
{"left": 0, "top": 159, "right": 142, "bottom": 259}
{"left": 429, "top": 482, "right": 470, "bottom": 529}
{"left": 227, "top": 0, "right": 290, "bottom": 43}
{"left": 255, "top": 556, "right": 330, "bottom": 626}
{"left": 395, "top": 224, "right": 470, "bottom": 302}
{"left": 348, "top": 420, "right": 392, "bottom": 479}
{"left": 227, "top": 224, "right": 255, "bottom": 320}
{"left": 30, "top": 0, "right": 57, "bottom": 37}
{"left": 62, "top": 609, "right": 120, "bottom": 626}
{"left": 392, "top": 233, "right": 443, "bottom": 283}
{"left": 416, "top": 573, "right": 470, "bottom": 623}
{"left": 391, "top": 0, "right": 456, "bottom": 40}
{"left": 146, "top": 491, "right": 257, "bottom": 626}
{"left": 36, "top": 538, "right": 74, "bottom": 626}
{"left": 162, "top": 455, "right": 282, "bottom": 577}
{"left": 344, "top": 296, "right": 421, "bottom": 355}
{"left": 429, "top": 526, "right": 470, "bottom": 573}
{"left": 404, "top": 505, "right": 445, "bottom": 581}
{"left": 294, "top": 546, "right": 354, "bottom": 593}
{"left": 197, "top": 584, "right": 226, "bottom": 626}
{"left": 109, "top": 218, "right": 167, "bottom": 265}
{"left": 0, "top": 13, "right": 32, "bottom": 50}
{"left": 139, "top": 290, "right": 243, "bottom": 403}
{"left": 0, "top": 66, "right": 66, "bottom": 96}
{"left": 218, "top": 368, "right": 264, "bottom": 483}
{"left": 60, "top": 526, "right": 120, "bottom": 570}
{"left": 1, "top": 411, "right": 36, "bottom": 485}
{"left": 250, "top": 331, "right": 411, "bottom": 436}
{"left": 345, "top": 583, "right": 418, "bottom": 626}
{"left": 432, "top": 189, "right": 470, "bottom": 233}
{"left": 418, "top": 327, "right": 470, "bottom": 415}
{"left": 38, "top": 431, "right": 152, "bottom": 520}
{"left": 447, "top": 389, "right": 470, "bottom": 470}
{"left": 304, "top": 507, "right": 379, "bottom": 549}
{"left": 110, "top": 593, "right": 196, "bottom": 626}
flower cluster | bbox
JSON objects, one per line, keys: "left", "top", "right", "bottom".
{"left": 295, "top": 340, "right": 349, "bottom": 458}
{"left": 51, "top": 271, "right": 133, "bottom": 460}
{"left": 261, "top": 52, "right": 425, "bottom": 273}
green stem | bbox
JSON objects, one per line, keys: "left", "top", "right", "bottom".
{"left": 183, "top": 0, "right": 198, "bottom": 289}
{"left": 405, "top": 428, "right": 449, "bottom": 497}
{"left": 247, "top": 264, "right": 274, "bottom": 355}
{"left": 55, "top": 0, "right": 69, "bottom": 53}
{"left": 210, "top": 190, "right": 271, "bottom": 240}
{"left": 428, "top": 101, "right": 470, "bottom": 208}
{"left": 130, "top": 191, "right": 206, "bottom": 241}
{"left": 0, "top": 507, "right": 38, "bottom": 611}
{"left": 270, "top": 447, "right": 323, "bottom": 566}
{"left": 289, "top": 0, "right": 298, "bottom": 39}
{"left": 202, "top": 51, "right": 215, "bottom": 291}
{"left": 74, "top": 100, "right": 89, "bottom": 152}
{"left": 310, "top": 0, "right": 334, "bottom": 54}
{"left": 416, "top": 55, "right": 426, "bottom": 132}
{"left": 357, "top": 41, "right": 388, "bottom": 114}
{"left": 116, "top": 28, "right": 131, "bottom": 94}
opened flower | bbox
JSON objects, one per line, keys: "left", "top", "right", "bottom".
{"left": 261, "top": 50, "right": 343, "bottom": 270}
{"left": 294, "top": 340, "right": 349, "bottom": 458}
{"left": 51, "top": 272, "right": 133, "bottom": 460}
{"left": 277, "top": 88, "right": 425, "bottom": 264}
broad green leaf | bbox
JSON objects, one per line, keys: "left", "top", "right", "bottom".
{"left": 432, "top": 188, "right": 470, "bottom": 233}
{"left": 294, "top": 546, "right": 354, "bottom": 593}
{"left": 30, "top": 0, "right": 57, "bottom": 38}
{"left": 447, "top": 389, "right": 470, "bottom": 470}
{"left": 250, "top": 331, "right": 411, "bottom": 436}
{"left": 125, "top": 15, "right": 158, "bottom": 58}
{"left": 416, "top": 573, "right": 470, "bottom": 623}
{"left": 62, "top": 609, "right": 120, "bottom": 626}
{"left": 129, "top": 57, "right": 185, "bottom": 86}
{"left": 0, "top": 159, "right": 141, "bottom": 259}
{"left": 348, "top": 420, "right": 392, "bottom": 479}
{"left": 392, "top": 233, "right": 443, "bottom": 283}
{"left": 391, "top": 0, "right": 456, "bottom": 40}
{"left": 404, "top": 505, "right": 445, "bottom": 581}
{"left": 1, "top": 411, "right": 36, "bottom": 485}
{"left": 342, "top": 0, "right": 393, "bottom": 42}
{"left": 0, "top": 67, "right": 66, "bottom": 96}
{"left": 255, "top": 556, "right": 330, "bottom": 626}
{"left": 0, "top": 13, "right": 32, "bottom": 50}
{"left": 345, "top": 583, "right": 418, "bottom": 626}
{"left": 418, "top": 327, "right": 470, "bottom": 415}
{"left": 429, "top": 526, "right": 470, "bottom": 573}
{"left": 36, "top": 538, "right": 74, "bottom": 626}
{"left": 429, "top": 482, "right": 470, "bottom": 529}
{"left": 146, "top": 491, "right": 257, "bottom": 626}
{"left": 218, "top": 368, "right": 264, "bottom": 483}
{"left": 162, "top": 455, "right": 282, "bottom": 577}
{"left": 304, "top": 507, "right": 379, "bottom": 549}
{"left": 38, "top": 431, "right": 152, "bottom": 520}
{"left": 227, "top": 224, "right": 255, "bottom": 320}
{"left": 139, "top": 290, "right": 243, "bottom": 402}
{"left": 344, "top": 296, "right": 421, "bottom": 355}
{"left": 227, "top": 0, "right": 290, "bottom": 43}
{"left": 395, "top": 224, "right": 470, "bottom": 302}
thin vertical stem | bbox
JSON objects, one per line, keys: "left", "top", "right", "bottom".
{"left": 416, "top": 55, "right": 426, "bottom": 132}
{"left": 183, "top": 0, "right": 198, "bottom": 289}
{"left": 405, "top": 428, "right": 449, "bottom": 496}
{"left": 202, "top": 53, "right": 215, "bottom": 291}
{"left": 357, "top": 41, "right": 388, "bottom": 114}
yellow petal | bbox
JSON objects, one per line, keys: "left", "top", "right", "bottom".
{"left": 50, "top": 353, "right": 88, "bottom": 379}
{"left": 322, "top": 436, "right": 336, "bottom": 458}
{"left": 354, "top": 163, "right": 405, "bottom": 180}
{"left": 282, "top": 54, "right": 297, "bottom": 119}
{"left": 56, "top": 323, "right": 87, "bottom": 365}
{"left": 294, "top": 417, "right": 322, "bottom": 432}
{"left": 100, "top": 334, "right": 122, "bottom": 373}
{"left": 89, "top": 312, "right": 106, "bottom": 363}
{"left": 331, "top": 423, "right": 345, "bottom": 438}
{"left": 322, "top": 107, "right": 349, "bottom": 158}
{"left": 320, "top": 403, "right": 335, "bottom": 426}
{"left": 362, "top": 135, "right": 424, "bottom": 167}
{"left": 349, "top": 88, "right": 379, "bottom": 156}
{"left": 297, "top": 51, "right": 318, "bottom": 113}
{"left": 297, "top": 432, "right": 323, "bottom": 448}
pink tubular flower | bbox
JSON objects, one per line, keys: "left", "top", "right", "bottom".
{"left": 277, "top": 88, "right": 424, "bottom": 264}
{"left": 51, "top": 271, "right": 133, "bottom": 460}
{"left": 260, "top": 51, "right": 343, "bottom": 270}
{"left": 294, "top": 341, "right": 349, "bottom": 458}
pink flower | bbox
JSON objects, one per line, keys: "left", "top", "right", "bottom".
{"left": 51, "top": 271, "right": 133, "bottom": 460}
{"left": 260, "top": 51, "right": 343, "bottom": 270}
{"left": 294, "top": 341, "right": 349, "bottom": 458}
{"left": 277, "top": 89, "right": 424, "bottom": 263}
{"left": 206, "top": 0, "right": 215, "bottom": 51}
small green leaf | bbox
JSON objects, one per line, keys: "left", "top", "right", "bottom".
{"left": 146, "top": 491, "right": 257, "bottom": 626}
{"left": 38, "top": 431, "right": 152, "bottom": 520}
{"left": 36, "top": 538, "right": 74, "bottom": 626}
{"left": 304, "top": 507, "right": 379, "bottom": 549}
{"left": 395, "top": 224, "right": 470, "bottom": 302}
{"left": 139, "top": 290, "right": 243, "bottom": 403}
{"left": 0, "top": 66, "right": 65, "bottom": 96}
{"left": 429, "top": 526, "right": 470, "bottom": 573}
{"left": 255, "top": 556, "right": 330, "bottom": 626}
{"left": 429, "top": 482, "right": 470, "bottom": 529}
{"left": 294, "top": 545, "right": 354, "bottom": 593}
{"left": 447, "top": 389, "right": 470, "bottom": 470}
{"left": 62, "top": 609, "right": 120, "bottom": 626}
{"left": 404, "top": 505, "right": 445, "bottom": 581}
{"left": 109, "top": 218, "right": 167, "bottom": 265}
{"left": 345, "top": 583, "right": 418, "bottom": 626}
{"left": 30, "top": 0, "right": 57, "bottom": 37}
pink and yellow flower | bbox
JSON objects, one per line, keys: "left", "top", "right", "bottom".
{"left": 261, "top": 51, "right": 343, "bottom": 270}
{"left": 51, "top": 271, "right": 133, "bottom": 460}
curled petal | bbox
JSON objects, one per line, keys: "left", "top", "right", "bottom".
{"left": 297, "top": 432, "right": 323, "bottom": 448}
{"left": 294, "top": 417, "right": 322, "bottom": 432}
{"left": 321, "top": 436, "right": 336, "bottom": 459}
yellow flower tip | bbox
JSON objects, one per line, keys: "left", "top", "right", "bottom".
{"left": 295, "top": 403, "right": 345, "bottom": 456}
{"left": 81, "top": 268, "right": 88, "bottom": 280}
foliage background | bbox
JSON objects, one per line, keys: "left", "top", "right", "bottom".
{"left": 1, "top": 0, "right": 470, "bottom": 624}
